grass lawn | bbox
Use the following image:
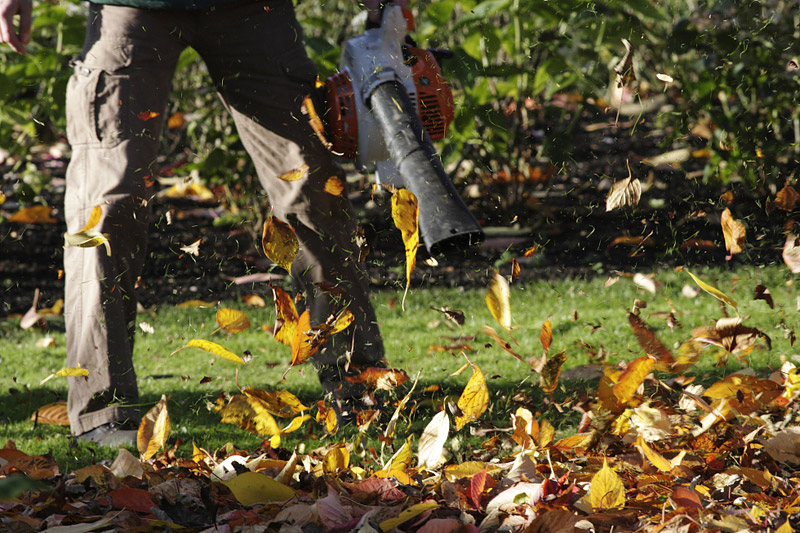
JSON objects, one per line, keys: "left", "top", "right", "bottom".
{"left": 1, "top": 264, "right": 796, "bottom": 470}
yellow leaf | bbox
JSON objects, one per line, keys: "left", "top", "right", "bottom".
{"left": 173, "top": 339, "right": 245, "bottom": 364}
{"left": 685, "top": 269, "right": 737, "bottom": 309}
{"left": 391, "top": 188, "right": 419, "bottom": 310}
{"left": 281, "top": 414, "right": 309, "bottom": 434}
{"left": 216, "top": 308, "right": 251, "bottom": 333}
{"left": 64, "top": 230, "right": 111, "bottom": 256}
{"left": 277, "top": 164, "right": 309, "bottom": 182}
{"left": 720, "top": 208, "right": 745, "bottom": 255}
{"left": 80, "top": 205, "right": 103, "bottom": 232}
{"left": 537, "top": 419, "right": 555, "bottom": 448}
{"left": 379, "top": 502, "right": 438, "bottom": 532}
{"left": 323, "top": 445, "right": 350, "bottom": 473}
{"left": 324, "top": 176, "right": 344, "bottom": 196}
{"left": 55, "top": 365, "right": 89, "bottom": 378}
{"left": 540, "top": 350, "right": 567, "bottom": 396}
{"left": 272, "top": 286, "right": 298, "bottom": 346}
{"left": 589, "top": 459, "right": 626, "bottom": 510}
{"left": 635, "top": 436, "right": 672, "bottom": 472}
{"left": 243, "top": 388, "right": 309, "bottom": 418}
{"left": 384, "top": 438, "right": 413, "bottom": 472}
{"left": 455, "top": 365, "right": 489, "bottom": 430}
{"left": 217, "top": 395, "right": 281, "bottom": 436}
{"left": 192, "top": 443, "right": 205, "bottom": 464}
{"left": 138, "top": 395, "right": 170, "bottom": 461}
{"left": 223, "top": 471, "right": 295, "bottom": 505}
{"left": 612, "top": 356, "right": 654, "bottom": 405}
{"left": 177, "top": 299, "right": 217, "bottom": 308}
{"left": 330, "top": 308, "right": 354, "bottom": 335}
{"left": 485, "top": 270, "right": 511, "bottom": 331}
{"left": 290, "top": 310, "right": 317, "bottom": 366}
{"left": 164, "top": 182, "right": 214, "bottom": 201}
{"left": 261, "top": 216, "right": 298, "bottom": 273}
{"left": 8, "top": 205, "right": 57, "bottom": 224}
{"left": 444, "top": 461, "right": 501, "bottom": 482}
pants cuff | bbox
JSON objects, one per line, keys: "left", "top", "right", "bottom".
{"left": 70, "top": 405, "right": 141, "bottom": 436}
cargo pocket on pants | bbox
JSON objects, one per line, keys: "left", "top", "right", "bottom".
{"left": 66, "top": 41, "right": 133, "bottom": 148}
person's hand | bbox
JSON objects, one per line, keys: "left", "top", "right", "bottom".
{"left": 363, "top": 0, "right": 408, "bottom": 26}
{"left": 0, "top": 0, "right": 32, "bottom": 54}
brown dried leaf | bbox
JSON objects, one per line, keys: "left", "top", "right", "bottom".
{"left": 606, "top": 176, "right": 642, "bottom": 212}
{"left": 539, "top": 350, "right": 567, "bottom": 397}
{"left": 775, "top": 182, "right": 800, "bottom": 211}
{"left": 783, "top": 234, "right": 800, "bottom": 273}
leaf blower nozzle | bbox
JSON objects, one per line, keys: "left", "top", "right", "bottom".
{"left": 368, "top": 81, "right": 483, "bottom": 255}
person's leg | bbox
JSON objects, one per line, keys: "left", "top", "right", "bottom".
{"left": 64, "top": 5, "right": 187, "bottom": 435}
{"left": 192, "top": 0, "right": 385, "bottom": 396}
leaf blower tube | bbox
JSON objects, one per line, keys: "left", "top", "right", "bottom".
{"left": 368, "top": 81, "right": 484, "bottom": 255}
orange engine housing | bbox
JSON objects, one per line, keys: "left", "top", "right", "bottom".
{"left": 325, "top": 47, "right": 455, "bottom": 159}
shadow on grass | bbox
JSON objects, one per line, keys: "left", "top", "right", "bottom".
{"left": 1, "top": 359, "right": 785, "bottom": 469}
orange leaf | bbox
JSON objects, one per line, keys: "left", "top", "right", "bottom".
{"left": 290, "top": 310, "right": 316, "bottom": 366}
{"left": 468, "top": 467, "right": 489, "bottom": 509}
{"left": 30, "top": 402, "right": 69, "bottom": 426}
{"left": 272, "top": 286, "right": 298, "bottom": 346}
{"left": 720, "top": 208, "right": 745, "bottom": 255}
{"left": 391, "top": 188, "right": 419, "bottom": 310}
{"left": 137, "top": 395, "right": 170, "bottom": 461}
{"left": 137, "top": 110, "right": 160, "bottom": 121}
{"left": 167, "top": 111, "right": 185, "bottom": 129}
{"left": 510, "top": 257, "right": 520, "bottom": 282}
{"left": 324, "top": 176, "right": 344, "bottom": 196}
{"left": 216, "top": 308, "right": 251, "bottom": 333}
{"left": 345, "top": 367, "right": 409, "bottom": 391}
{"left": 261, "top": 216, "right": 298, "bottom": 273}
{"left": 8, "top": 205, "right": 57, "bottom": 224}
{"left": 627, "top": 313, "right": 673, "bottom": 371}
{"left": 540, "top": 319, "right": 552, "bottom": 355}
{"left": 612, "top": 356, "right": 654, "bottom": 405}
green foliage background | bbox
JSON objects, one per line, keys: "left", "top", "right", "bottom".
{"left": 1, "top": 0, "right": 798, "bottom": 203}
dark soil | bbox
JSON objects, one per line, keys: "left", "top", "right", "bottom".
{"left": 1, "top": 101, "right": 790, "bottom": 317}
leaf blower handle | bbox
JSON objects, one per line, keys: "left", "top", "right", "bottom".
{"left": 368, "top": 80, "right": 484, "bottom": 255}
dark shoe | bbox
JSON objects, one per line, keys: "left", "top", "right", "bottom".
{"left": 77, "top": 422, "right": 138, "bottom": 447}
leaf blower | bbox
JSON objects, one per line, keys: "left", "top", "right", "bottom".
{"left": 322, "top": 4, "right": 484, "bottom": 255}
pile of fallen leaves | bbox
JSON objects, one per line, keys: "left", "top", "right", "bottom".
{"left": 5, "top": 181, "right": 800, "bottom": 531}
{"left": 4, "top": 263, "right": 800, "bottom": 532}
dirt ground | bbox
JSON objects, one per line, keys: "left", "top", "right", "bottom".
{"left": 0, "top": 101, "right": 786, "bottom": 317}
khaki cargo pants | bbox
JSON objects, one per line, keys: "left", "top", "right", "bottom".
{"left": 65, "top": 0, "right": 384, "bottom": 435}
